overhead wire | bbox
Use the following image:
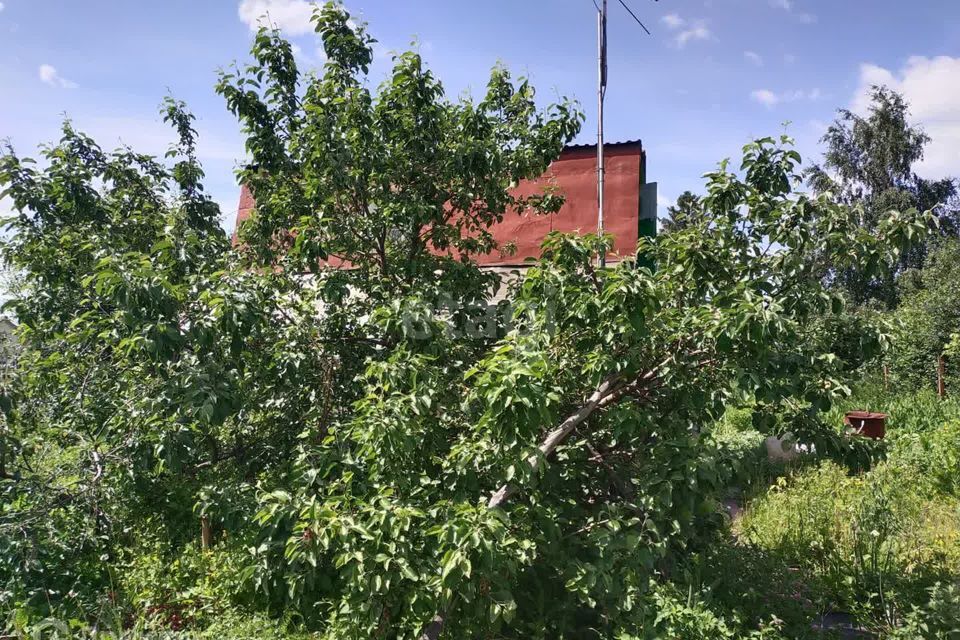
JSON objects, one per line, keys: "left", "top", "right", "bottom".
{"left": 615, "top": 0, "right": 652, "bottom": 35}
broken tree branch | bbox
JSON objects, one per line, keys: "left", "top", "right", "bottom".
{"left": 420, "top": 355, "right": 678, "bottom": 639}
{"left": 486, "top": 374, "right": 623, "bottom": 509}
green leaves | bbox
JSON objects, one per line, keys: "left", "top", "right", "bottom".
{"left": 806, "top": 86, "right": 959, "bottom": 308}
{"left": 0, "top": 2, "right": 940, "bottom": 636}
{"left": 218, "top": 2, "right": 582, "bottom": 290}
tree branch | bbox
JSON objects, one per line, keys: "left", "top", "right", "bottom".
{"left": 486, "top": 374, "right": 622, "bottom": 509}
{"left": 421, "top": 355, "right": 677, "bottom": 639}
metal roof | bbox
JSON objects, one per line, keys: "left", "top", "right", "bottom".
{"left": 563, "top": 139, "right": 642, "bottom": 151}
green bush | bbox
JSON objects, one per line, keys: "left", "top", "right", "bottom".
{"left": 804, "top": 302, "right": 889, "bottom": 374}
{"left": 891, "top": 582, "right": 960, "bottom": 639}
{"left": 626, "top": 584, "right": 788, "bottom": 640}
{"left": 887, "top": 421, "right": 960, "bottom": 497}
{"left": 889, "top": 239, "right": 960, "bottom": 392}
{"left": 708, "top": 408, "right": 770, "bottom": 488}
{"left": 7, "top": 608, "right": 312, "bottom": 640}
{"left": 115, "top": 538, "right": 254, "bottom": 632}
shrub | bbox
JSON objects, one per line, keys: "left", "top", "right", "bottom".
{"left": 890, "top": 582, "right": 960, "bottom": 640}
{"left": 708, "top": 408, "right": 770, "bottom": 490}
{"left": 116, "top": 537, "right": 255, "bottom": 632}
{"left": 889, "top": 239, "right": 960, "bottom": 392}
{"left": 628, "top": 584, "right": 788, "bottom": 640}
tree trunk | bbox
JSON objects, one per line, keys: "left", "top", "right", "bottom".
{"left": 487, "top": 375, "right": 621, "bottom": 509}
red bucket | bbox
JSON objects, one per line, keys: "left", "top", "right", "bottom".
{"left": 844, "top": 411, "right": 887, "bottom": 439}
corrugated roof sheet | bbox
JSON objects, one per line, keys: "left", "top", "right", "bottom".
{"left": 563, "top": 139, "right": 642, "bottom": 150}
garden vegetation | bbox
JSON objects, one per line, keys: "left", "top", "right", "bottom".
{"left": 1, "top": 3, "right": 958, "bottom": 638}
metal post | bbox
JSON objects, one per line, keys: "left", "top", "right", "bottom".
{"left": 597, "top": 0, "right": 607, "bottom": 267}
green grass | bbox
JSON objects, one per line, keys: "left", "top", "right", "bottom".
{"left": 824, "top": 380, "right": 960, "bottom": 436}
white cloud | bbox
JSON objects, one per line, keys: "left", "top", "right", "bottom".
{"left": 851, "top": 63, "right": 896, "bottom": 113}
{"left": 0, "top": 3, "right": 5, "bottom": 12}
{"left": 751, "top": 89, "right": 779, "bottom": 107}
{"left": 660, "top": 13, "right": 710, "bottom": 47}
{"left": 238, "top": 0, "right": 315, "bottom": 35}
{"left": 675, "top": 22, "right": 711, "bottom": 47}
{"left": 850, "top": 56, "right": 960, "bottom": 178}
{"left": 661, "top": 13, "right": 685, "bottom": 29}
{"left": 290, "top": 41, "right": 328, "bottom": 67}
{"left": 751, "top": 87, "right": 822, "bottom": 108}
{"left": 744, "top": 50, "right": 763, "bottom": 66}
{"left": 38, "top": 64, "right": 77, "bottom": 89}
{"left": 770, "top": 0, "right": 816, "bottom": 24}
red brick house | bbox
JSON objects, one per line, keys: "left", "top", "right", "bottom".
{"left": 233, "top": 140, "right": 656, "bottom": 266}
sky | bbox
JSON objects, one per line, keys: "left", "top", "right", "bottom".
{"left": 1, "top": 0, "right": 959, "bottom": 233}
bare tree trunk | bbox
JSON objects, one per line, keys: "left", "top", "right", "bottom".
{"left": 420, "top": 376, "right": 623, "bottom": 640}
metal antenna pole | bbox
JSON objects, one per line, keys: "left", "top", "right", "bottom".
{"left": 597, "top": 0, "right": 607, "bottom": 267}
{"left": 592, "top": 0, "right": 652, "bottom": 267}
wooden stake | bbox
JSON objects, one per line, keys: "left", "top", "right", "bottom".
{"left": 882, "top": 364, "right": 889, "bottom": 392}
{"left": 937, "top": 355, "right": 946, "bottom": 399}
{"left": 201, "top": 516, "right": 212, "bottom": 551}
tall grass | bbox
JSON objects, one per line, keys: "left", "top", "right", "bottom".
{"left": 824, "top": 379, "right": 960, "bottom": 435}
{"left": 730, "top": 383, "right": 960, "bottom": 636}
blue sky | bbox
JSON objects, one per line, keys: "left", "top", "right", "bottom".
{"left": 2, "top": 0, "right": 959, "bottom": 232}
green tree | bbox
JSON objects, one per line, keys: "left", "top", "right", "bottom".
{"left": 662, "top": 190, "right": 702, "bottom": 232}
{"left": 238, "top": 114, "right": 928, "bottom": 636}
{"left": 889, "top": 239, "right": 960, "bottom": 391}
{"left": 0, "top": 3, "right": 934, "bottom": 638}
{"left": 0, "top": 0, "right": 582, "bottom": 628}
{"left": 0, "top": 101, "right": 313, "bottom": 617}
{"left": 807, "top": 85, "right": 959, "bottom": 307}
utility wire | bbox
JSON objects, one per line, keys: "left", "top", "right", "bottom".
{"left": 592, "top": 0, "right": 657, "bottom": 36}
{"left": 615, "top": 0, "right": 652, "bottom": 35}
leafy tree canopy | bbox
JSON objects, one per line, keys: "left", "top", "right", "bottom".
{"left": 0, "top": 4, "right": 935, "bottom": 638}
{"left": 889, "top": 238, "right": 960, "bottom": 391}
{"left": 661, "top": 190, "right": 702, "bottom": 233}
{"left": 807, "top": 85, "right": 959, "bottom": 307}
